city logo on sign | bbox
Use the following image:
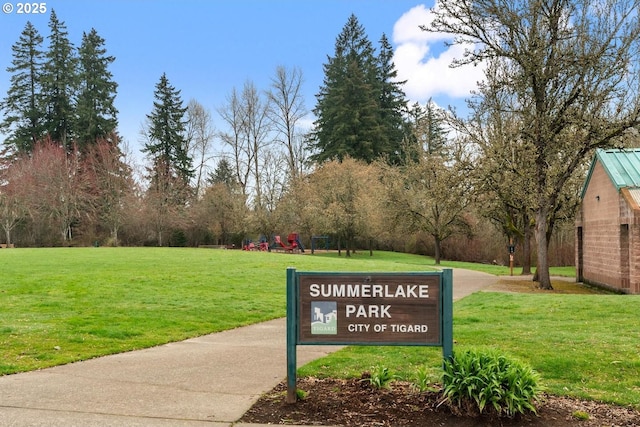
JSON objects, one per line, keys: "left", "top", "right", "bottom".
{"left": 311, "top": 301, "right": 337, "bottom": 334}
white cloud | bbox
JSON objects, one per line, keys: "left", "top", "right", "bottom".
{"left": 393, "top": 4, "right": 447, "bottom": 45}
{"left": 392, "top": 4, "right": 485, "bottom": 104}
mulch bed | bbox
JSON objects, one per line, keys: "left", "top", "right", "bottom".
{"left": 241, "top": 279, "right": 639, "bottom": 426}
{"left": 240, "top": 377, "right": 640, "bottom": 427}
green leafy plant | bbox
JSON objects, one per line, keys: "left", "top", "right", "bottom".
{"left": 363, "top": 365, "right": 395, "bottom": 389}
{"left": 411, "top": 365, "right": 439, "bottom": 393}
{"left": 441, "top": 349, "right": 542, "bottom": 417}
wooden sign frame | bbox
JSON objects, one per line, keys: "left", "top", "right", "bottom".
{"left": 286, "top": 268, "right": 453, "bottom": 403}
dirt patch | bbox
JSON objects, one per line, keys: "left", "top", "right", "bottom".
{"left": 240, "top": 377, "right": 640, "bottom": 426}
{"left": 484, "top": 276, "right": 608, "bottom": 294}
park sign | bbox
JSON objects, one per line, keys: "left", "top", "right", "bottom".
{"left": 299, "top": 273, "right": 442, "bottom": 344}
{"left": 286, "top": 268, "right": 453, "bottom": 403}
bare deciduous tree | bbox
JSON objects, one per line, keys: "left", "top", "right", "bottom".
{"left": 241, "top": 80, "right": 272, "bottom": 210}
{"left": 299, "top": 158, "right": 384, "bottom": 256}
{"left": 195, "top": 182, "right": 247, "bottom": 246}
{"left": 460, "top": 63, "right": 538, "bottom": 273}
{"left": 82, "top": 137, "right": 135, "bottom": 246}
{"left": 267, "top": 65, "right": 308, "bottom": 179}
{"left": 218, "top": 87, "right": 250, "bottom": 198}
{"left": 0, "top": 155, "right": 29, "bottom": 245}
{"left": 185, "top": 99, "right": 216, "bottom": 198}
{"left": 383, "top": 148, "right": 474, "bottom": 264}
{"left": 219, "top": 81, "right": 273, "bottom": 211}
{"left": 28, "top": 140, "right": 87, "bottom": 242}
{"left": 426, "top": 0, "right": 640, "bottom": 288}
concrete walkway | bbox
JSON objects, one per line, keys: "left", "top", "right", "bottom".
{"left": 0, "top": 268, "right": 497, "bottom": 427}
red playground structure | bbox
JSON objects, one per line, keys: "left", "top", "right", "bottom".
{"left": 274, "top": 233, "right": 305, "bottom": 253}
{"left": 242, "top": 237, "right": 269, "bottom": 251}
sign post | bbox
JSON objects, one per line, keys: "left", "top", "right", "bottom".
{"left": 286, "top": 268, "right": 453, "bottom": 403}
{"left": 286, "top": 267, "right": 298, "bottom": 403}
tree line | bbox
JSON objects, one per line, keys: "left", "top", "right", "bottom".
{"left": 1, "top": 10, "right": 117, "bottom": 154}
{"left": 2, "top": 3, "right": 640, "bottom": 290}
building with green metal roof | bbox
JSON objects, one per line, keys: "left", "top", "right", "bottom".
{"left": 576, "top": 148, "right": 640, "bottom": 294}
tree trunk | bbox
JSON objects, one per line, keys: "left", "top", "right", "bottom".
{"left": 112, "top": 227, "right": 119, "bottom": 247}
{"left": 195, "top": 161, "right": 204, "bottom": 199}
{"left": 534, "top": 208, "right": 553, "bottom": 289}
{"left": 434, "top": 237, "right": 442, "bottom": 265}
{"left": 522, "top": 222, "right": 532, "bottom": 275}
{"left": 4, "top": 224, "right": 10, "bottom": 246}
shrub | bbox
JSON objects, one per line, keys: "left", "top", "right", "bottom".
{"left": 441, "top": 349, "right": 542, "bottom": 417}
{"left": 362, "top": 365, "right": 395, "bottom": 389}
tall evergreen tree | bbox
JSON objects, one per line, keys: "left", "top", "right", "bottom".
{"left": 418, "top": 101, "right": 449, "bottom": 155}
{"left": 1, "top": 22, "right": 45, "bottom": 153}
{"left": 143, "top": 73, "right": 193, "bottom": 188}
{"left": 377, "top": 34, "right": 408, "bottom": 165}
{"left": 310, "top": 14, "right": 383, "bottom": 163}
{"left": 208, "top": 157, "right": 237, "bottom": 189}
{"left": 76, "top": 28, "right": 118, "bottom": 150}
{"left": 401, "top": 101, "right": 449, "bottom": 163}
{"left": 42, "top": 9, "right": 77, "bottom": 150}
{"left": 142, "top": 73, "right": 192, "bottom": 245}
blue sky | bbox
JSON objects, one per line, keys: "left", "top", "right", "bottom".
{"left": 0, "top": 0, "right": 484, "bottom": 158}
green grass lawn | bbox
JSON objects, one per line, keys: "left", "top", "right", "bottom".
{"left": 299, "top": 291, "right": 640, "bottom": 408}
{"left": 0, "top": 247, "right": 436, "bottom": 374}
{"left": 2, "top": 247, "right": 635, "bottom": 410}
{"left": 312, "top": 250, "right": 576, "bottom": 277}
{"left": 436, "top": 260, "right": 575, "bottom": 277}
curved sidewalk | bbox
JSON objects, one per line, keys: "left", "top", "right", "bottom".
{"left": 0, "top": 268, "right": 497, "bottom": 427}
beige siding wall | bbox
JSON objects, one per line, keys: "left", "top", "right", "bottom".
{"left": 579, "top": 161, "right": 625, "bottom": 289}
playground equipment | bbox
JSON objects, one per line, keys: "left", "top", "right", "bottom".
{"left": 242, "top": 236, "right": 269, "bottom": 251}
{"left": 274, "top": 233, "right": 305, "bottom": 253}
